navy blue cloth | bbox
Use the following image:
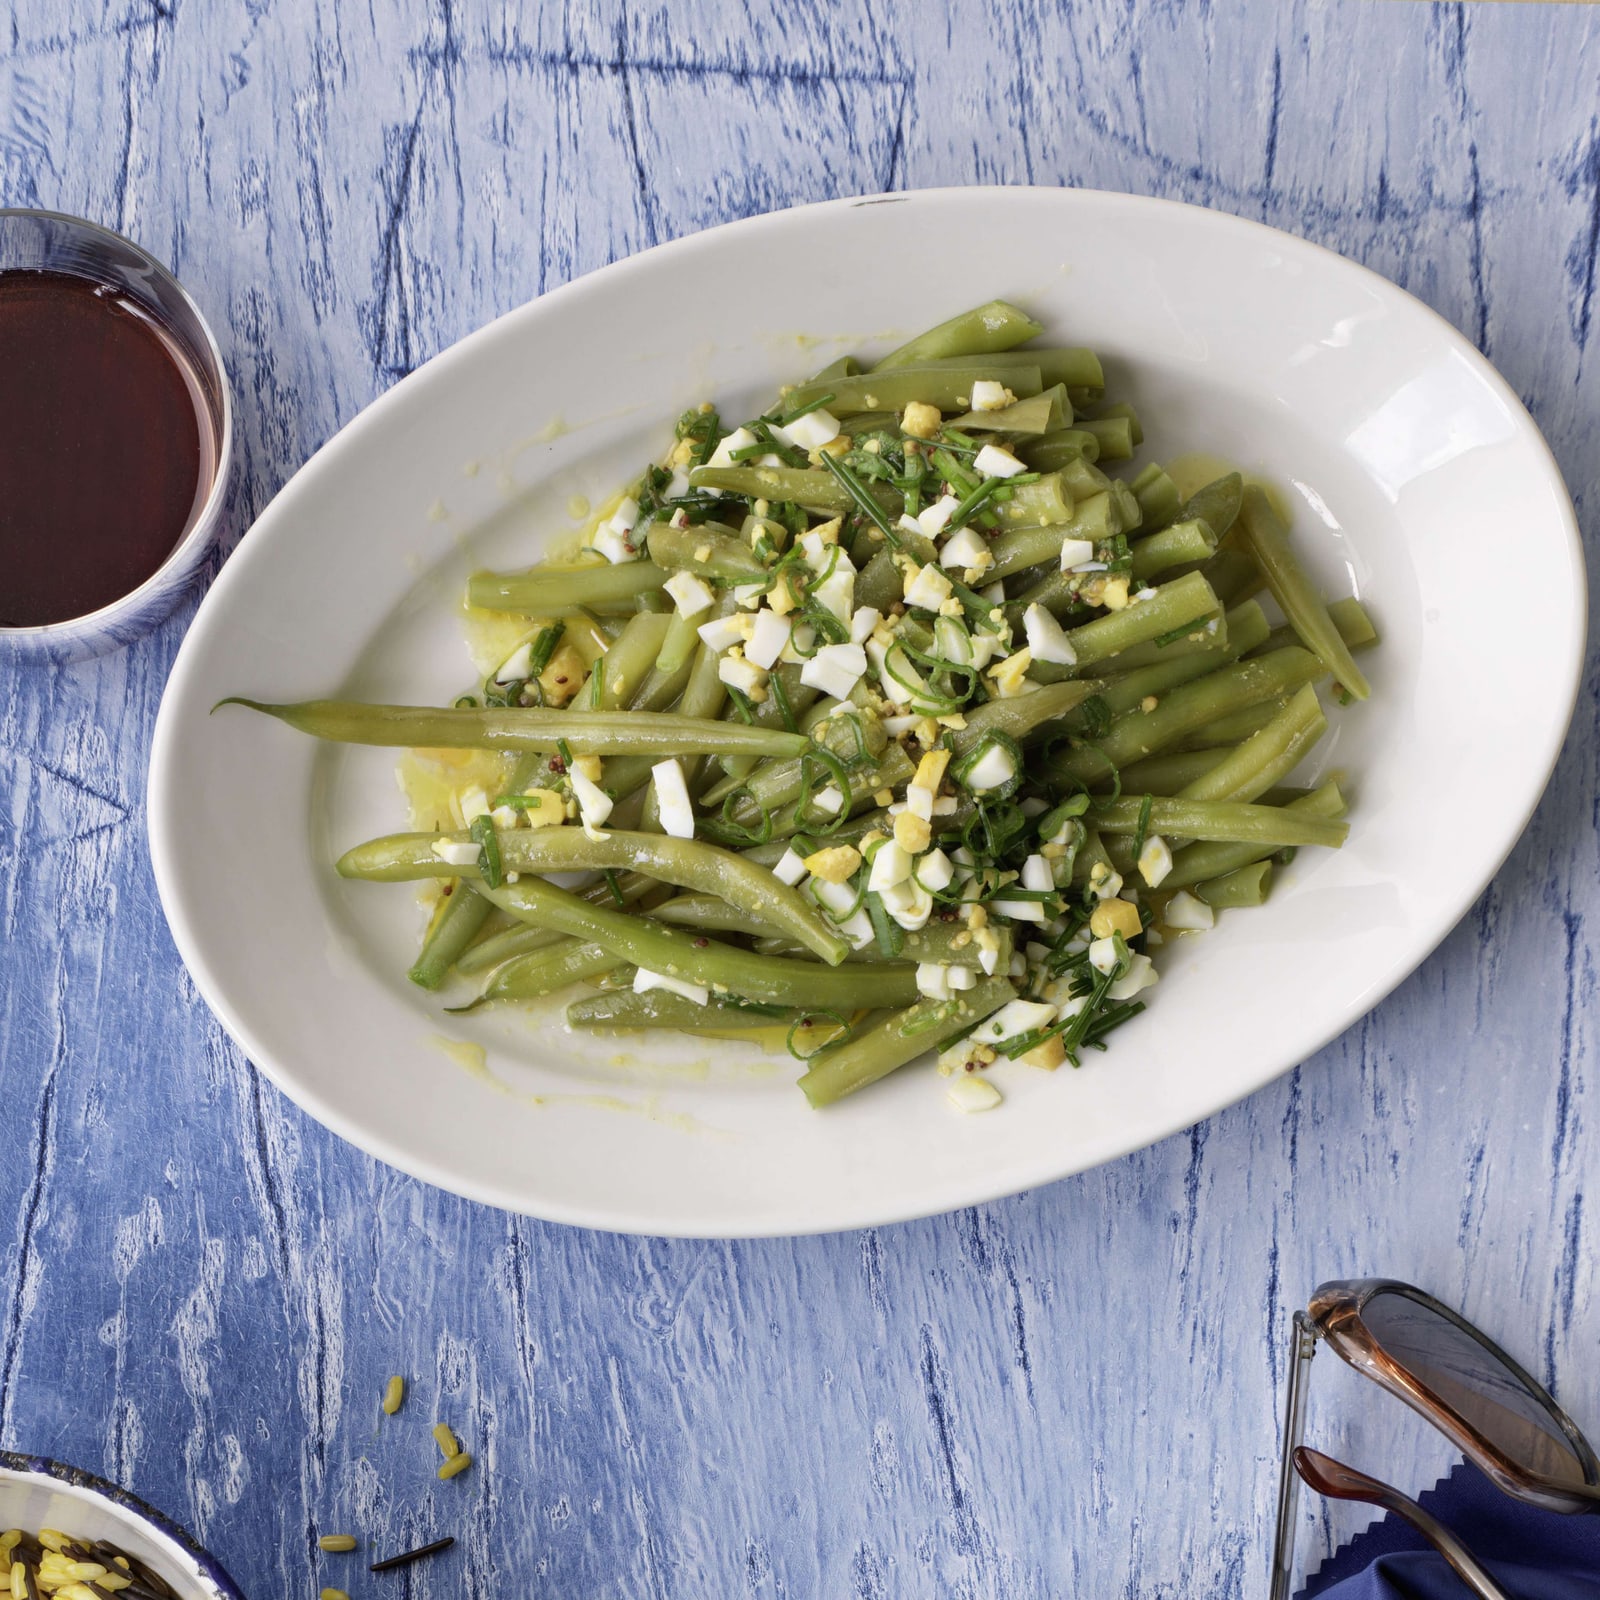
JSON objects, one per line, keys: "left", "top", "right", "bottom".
{"left": 1299, "top": 1461, "right": 1600, "bottom": 1598}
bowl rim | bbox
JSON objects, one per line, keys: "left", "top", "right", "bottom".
{"left": 148, "top": 183, "right": 1588, "bottom": 1234}
{"left": 0, "top": 1450, "right": 248, "bottom": 1599}
{"left": 0, "top": 206, "right": 235, "bottom": 642}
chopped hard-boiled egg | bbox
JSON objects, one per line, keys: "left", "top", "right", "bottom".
{"left": 664, "top": 570, "right": 715, "bottom": 618}
{"left": 705, "top": 425, "right": 757, "bottom": 469}
{"left": 1164, "top": 890, "right": 1215, "bottom": 931}
{"left": 1023, "top": 603, "right": 1078, "bottom": 666}
{"left": 973, "top": 442, "right": 1025, "bottom": 478}
{"left": 904, "top": 563, "right": 954, "bottom": 611}
{"left": 634, "top": 967, "right": 710, "bottom": 1006}
{"left": 800, "top": 641, "right": 867, "bottom": 701}
{"left": 962, "top": 742, "right": 1016, "bottom": 793}
{"left": 1059, "top": 538, "right": 1097, "bottom": 571}
{"left": 568, "top": 765, "right": 613, "bottom": 836}
{"left": 939, "top": 525, "right": 990, "bottom": 571}
{"left": 651, "top": 759, "right": 695, "bottom": 840}
{"left": 697, "top": 613, "right": 750, "bottom": 652}
{"left": 775, "top": 407, "right": 840, "bottom": 450}
{"left": 772, "top": 848, "right": 808, "bottom": 887}
{"left": 969, "top": 380, "right": 1016, "bottom": 412}
{"left": 717, "top": 649, "right": 767, "bottom": 697}
{"left": 947, "top": 1075, "right": 1003, "bottom": 1113}
{"left": 1138, "top": 834, "right": 1173, "bottom": 887}
{"left": 917, "top": 494, "right": 962, "bottom": 538}
{"left": 744, "top": 609, "right": 792, "bottom": 670}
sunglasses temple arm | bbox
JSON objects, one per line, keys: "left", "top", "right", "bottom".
{"left": 1268, "top": 1312, "right": 1319, "bottom": 1600}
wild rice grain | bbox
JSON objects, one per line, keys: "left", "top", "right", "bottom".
{"left": 369, "top": 1536, "right": 455, "bottom": 1574}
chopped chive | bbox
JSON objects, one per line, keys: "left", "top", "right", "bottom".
{"left": 469, "top": 815, "right": 503, "bottom": 890}
{"left": 490, "top": 792, "right": 547, "bottom": 811}
{"left": 1152, "top": 613, "right": 1214, "bottom": 648}
{"left": 556, "top": 738, "right": 574, "bottom": 770}
{"left": 526, "top": 623, "right": 564, "bottom": 679}
{"left": 602, "top": 869, "right": 625, "bottom": 907}
{"left": 817, "top": 450, "right": 899, "bottom": 544}
{"left": 1131, "top": 793, "right": 1154, "bottom": 861}
{"left": 369, "top": 1536, "right": 457, "bottom": 1574}
{"left": 724, "top": 685, "right": 756, "bottom": 724}
{"left": 769, "top": 671, "right": 797, "bottom": 733}
{"left": 779, "top": 390, "right": 836, "bottom": 425}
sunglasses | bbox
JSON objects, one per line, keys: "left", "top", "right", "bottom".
{"left": 1271, "top": 1279, "right": 1600, "bottom": 1600}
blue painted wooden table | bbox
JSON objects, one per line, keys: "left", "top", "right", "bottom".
{"left": 4, "top": 2, "right": 1599, "bottom": 1594}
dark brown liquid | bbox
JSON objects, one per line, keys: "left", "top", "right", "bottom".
{"left": 0, "top": 270, "right": 209, "bottom": 627}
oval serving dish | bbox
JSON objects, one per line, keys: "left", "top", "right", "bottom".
{"left": 149, "top": 188, "right": 1583, "bottom": 1237}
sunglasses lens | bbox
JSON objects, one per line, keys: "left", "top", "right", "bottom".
{"left": 1363, "top": 1287, "right": 1589, "bottom": 1485}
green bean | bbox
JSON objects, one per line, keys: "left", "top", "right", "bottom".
{"left": 1106, "top": 748, "right": 1232, "bottom": 797}
{"left": 1237, "top": 486, "right": 1370, "bottom": 699}
{"left": 467, "top": 561, "right": 667, "bottom": 614}
{"left": 1200, "top": 544, "right": 1264, "bottom": 607}
{"left": 1087, "top": 795, "right": 1347, "bottom": 849}
{"left": 948, "top": 384, "right": 1070, "bottom": 434}
{"left": 567, "top": 990, "right": 822, "bottom": 1034}
{"left": 987, "top": 492, "right": 1116, "bottom": 580}
{"left": 784, "top": 364, "right": 1045, "bottom": 415}
{"left": 1253, "top": 595, "right": 1378, "bottom": 658}
{"left": 1179, "top": 472, "right": 1243, "bottom": 538}
{"left": 897, "top": 348, "right": 1106, "bottom": 393}
{"left": 1074, "top": 414, "right": 1135, "bottom": 461}
{"left": 1170, "top": 697, "right": 1286, "bottom": 752}
{"left": 1177, "top": 683, "right": 1325, "bottom": 804}
{"left": 948, "top": 680, "right": 1098, "bottom": 754}
{"left": 758, "top": 919, "right": 1012, "bottom": 971}
{"left": 836, "top": 410, "right": 900, "bottom": 436}
{"left": 1018, "top": 428, "right": 1101, "bottom": 472}
{"left": 803, "top": 354, "right": 860, "bottom": 385}
{"left": 993, "top": 470, "right": 1074, "bottom": 528}
{"left": 629, "top": 652, "right": 695, "bottom": 714}
{"left": 337, "top": 827, "right": 850, "bottom": 965}
{"left": 1195, "top": 861, "right": 1274, "bottom": 908}
{"left": 597, "top": 611, "right": 674, "bottom": 708}
{"left": 456, "top": 939, "right": 622, "bottom": 1008}
{"left": 1159, "top": 783, "right": 1347, "bottom": 890}
{"left": 408, "top": 883, "right": 493, "bottom": 990}
{"left": 797, "top": 977, "right": 1015, "bottom": 1107}
{"left": 1094, "top": 598, "right": 1265, "bottom": 675}
{"left": 455, "top": 871, "right": 661, "bottom": 973}
{"left": 1047, "top": 646, "right": 1322, "bottom": 784}
{"left": 1127, "top": 463, "right": 1181, "bottom": 533}
{"left": 1055, "top": 454, "right": 1114, "bottom": 501}
{"left": 220, "top": 699, "right": 811, "bottom": 758}
{"left": 855, "top": 547, "right": 903, "bottom": 612}
{"left": 1097, "top": 401, "right": 1143, "bottom": 446}
{"left": 651, "top": 894, "right": 783, "bottom": 939}
{"left": 1129, "top": 518, "right": 1218, "bottom": 581}
{"left": 713, "top": 713, "right": 887, "bottom": 814}
{"left": 761, "top": 745, "right": 916, "bottom": 837}
{"left": 656, "top": 609, "right": 709, "bottom": 675}
{"left": 1054, "top": 571, "right": 1221, "bottom": 674}
{"left": 646, "top": 521, "right": 769, "bottom": 582}
{"left": 873, "top": 300, "right": 1045, "bottom": 368}
{"left": 477, "top": 876, "right": 918, "bottom": 1009}
{"left": 689, "top": 464, "right": 897, "bottom": 518}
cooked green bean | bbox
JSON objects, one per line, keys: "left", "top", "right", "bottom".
{"left": 948, "top": 384, "right": 1070, "bottom": 433}
{"left": 784, "top": 364, "right": 1045, "bottom": 416}
{"left": 1019, "top": 428, "right": 1101, "bottom": 472}
{"left": 1179, "top": 472, "right": 1243, "bottom": 538}
{"left": 1048, "top": 647, "right": 1322, "bottom": 783}
{"left": 1195, "top": 860, "right": 1274, "bottom": 908}
{"left": 597, "top": 611, "right": 674, "bottom": 708}
{"left": 1107, "top": 747, "right": 1232, "bottom": 796}
{"left": 1088, "top": 794, "right": 1347, "bottom": 849}
{"left": 467, "top": 561, "right": 667, "bottom": 613}
{"left": 757, "top": 920, "right": 1013, "bottom": 971}
{"left": 688, "top": 464, "right": 895, "bottom": 516}
{"left": 567, "top": 990, "right": 823, "bottom": 1034}
{"left": 408, "top": 883, "right": 493, "bottom": 990}
{"left": 457, "top": 939, "right": 622, "bottom": 1008}
{"left": 1074, "top": 414, "right": 1135, "bottom": 461}
{"left": 220, "top": 699, "right": 810, "bottom": 758}
{"left": 1128, "top": 463, "right": 1181, "bottom": 532}
{"left": 987, "top": 492, "right": 1115, "bottom": 579}
{"left": 1200, "top": 543, "right": 1264, "bottom": 607}
{"left": 1129, "top": 518, "right": 1218, "bottom": 580}
{"left": 1054, "top": 571, "right": 1222, "bottom": 673}
{"left": 798, "top": 978, "right": 1015, "bottom": 1107}
{"left": 650, "top": 893, "right": 783, "bottom": 938}
{"left": 646, "top": 521, "right": 769, "bottom": 582}
{"left": 1237, "top": 486, "right": 1370, "bottom": 699}
{"left": 338, "top": 827, "right": 850, "bottom": 965}
{"left": 1176, "top": 683, "right": 1326, "bottom": 804}
{"left": 896, "top": 347, "right": 1106, "bottom": 393}
{"left": 1254, "top": 594, "right": 1378, "bottom": 658}
{"left": 873, "top": 300, "right": 1045, "bottom": 368}
{"left": 477, "top": 876, "right": 918, "bottom": 1009}
{"left": 1160, "top": 783, "right": 1347, "bottom": 889}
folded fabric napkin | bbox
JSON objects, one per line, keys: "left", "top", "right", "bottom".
{"left": 1298, "top": 1459, "right": 1600, "bottom": 1598}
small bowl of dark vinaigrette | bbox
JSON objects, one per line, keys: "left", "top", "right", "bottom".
{"left": 0, "top": 209, "right": 232, "bottom": 661}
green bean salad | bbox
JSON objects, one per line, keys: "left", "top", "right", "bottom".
{"left": 230, "top": 300, "right": 1376, "bottom": 1111}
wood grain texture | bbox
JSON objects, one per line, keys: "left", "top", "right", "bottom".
{"left": 3, "top": 1, "right": 1600, "bottom": 1594}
